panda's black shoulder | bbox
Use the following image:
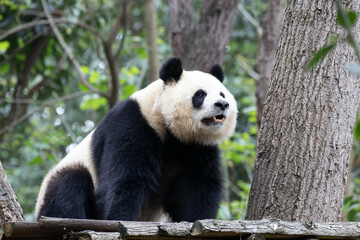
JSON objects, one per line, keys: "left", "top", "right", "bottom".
{"left": 91, "top": 98, "right": 162, "bottom": 165}
{"left": 94, "top": 99, "right": 151, "bottom": 133}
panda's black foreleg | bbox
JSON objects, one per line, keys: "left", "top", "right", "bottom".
{"left": 91, "top": 99, "right": 163, "bottom": 220}
{"left": 163, "top": 159, "right": 223, "bottom": 222}
{"left": 94, "top": 155, "right": 162, "bottom": 220}
{"left": 95, "top": 180, "right": 145, "bottom": 220}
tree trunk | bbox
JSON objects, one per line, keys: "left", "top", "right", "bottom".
{"left": 167, "top": 0, "right": 240, "bottom": 71}
{"left": 246, "top": 0, "right": 360, "bottom": 222}
{"left": 2, "top": 36, "right": 49, "bottom": 137}
{"left": 144, "top": 0, "right": 160, "bottom": 82}
{"left": 0, "top": 161, "right": 24, "bottom": 225}
{"left": 255, "top": 0, "right": 284, "bottom": 128}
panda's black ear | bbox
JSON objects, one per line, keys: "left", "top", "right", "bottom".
{"left": 209, "top": 64, "right": 224, "bottom": 83}
{"left": 159, "top": 58, "right": 183, "bottom": 84}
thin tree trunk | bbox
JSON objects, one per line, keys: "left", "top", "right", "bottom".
{"left": 246, "top": 0, "right": 360, "bottom": 222}
{"left": 167, "top": 0, "right": 241, "bottom": 71}
{"left": 255, "top": 0, "right": 284, "bottom": 128}
{"left": 144, "top": 0, "right": 160, "bottom": 82}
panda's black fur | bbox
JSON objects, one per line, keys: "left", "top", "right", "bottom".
{"left": 36, "top": 58, "right": 236, "bottom": 222}
{"left": 38, "top": 165, "right": 96, "bottom": 219}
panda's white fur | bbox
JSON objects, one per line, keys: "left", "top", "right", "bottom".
{"left": 159, "top": 70, "right": 237, "bottom": 145}
{"left": 35, "top": 58, "right": 237, "bottom": 221}
{"left": 35, "top": 131, "right": 98, "bottom": 219}
{"left": 131, "top": 79, "right": 165, "bottom": 139}
{"left": 132, "top": 70, "right": 237, "bottom": 145}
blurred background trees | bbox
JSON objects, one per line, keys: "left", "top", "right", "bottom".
{"left": 1, "top": 0, "right": 360, "bottom": 222}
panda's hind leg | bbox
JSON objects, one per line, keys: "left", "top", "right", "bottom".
{"left": 37, "top": 165, "right": 96, "bottom": 220}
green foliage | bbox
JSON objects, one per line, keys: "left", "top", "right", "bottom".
{"left": 344, "top": 176, "right": 360, "bottom": 221}
{"left": 354, "top": 120, "right": 360, "bottom": 141}
{"left": 218, "top": 180, "right": 251, "bottom": 220}
{"left": 336, "top": 9, "right": 357, "bottom": 28}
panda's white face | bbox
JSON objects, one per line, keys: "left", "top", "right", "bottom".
{"left": 160, "top": 70, "right": 237, "bottom": 145}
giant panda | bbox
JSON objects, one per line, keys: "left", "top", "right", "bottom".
{"left": 35, "top": 58, "right": 237, "bottom": 222}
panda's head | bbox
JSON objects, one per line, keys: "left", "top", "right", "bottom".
{"left": 159, "top": 58, "right": 237, "bottom": 145}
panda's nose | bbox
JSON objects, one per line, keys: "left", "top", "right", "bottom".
{"left": 214, "top": 100, "right": 229, "bottom": 111}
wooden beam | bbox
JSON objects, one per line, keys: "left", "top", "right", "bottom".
{"left": 190, "top": 219, "right": 360, "bottom": 239}
{"left": 4, "top": 217, "right": 360, "bottom": 239}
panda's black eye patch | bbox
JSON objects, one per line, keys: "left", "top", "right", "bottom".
{"left": 220, "top": 92, "right": 225, "bottom": 98}
{"left": 192, "top": 89, "right": 207, "bottom": 108}
{"left": 195, "top": 90, "right": 207, "bottom": 98}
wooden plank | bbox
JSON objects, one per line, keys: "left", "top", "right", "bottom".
{"left": 67, "top": 230, "right": 121, "bottom": 240}
{"left": 39, "top": 216, "right": 120, "bottom": 233}
{"left": 118, "top": 221, "right": 160, "bottom": 237}
{"left": 159, "top": 221, "right": 193, "bottom": 237}
{"left": 190, "top": 219, "right": 360, "bottom": 239}
{"left": 3, "top": 221, "right": 45, "bottom": 239}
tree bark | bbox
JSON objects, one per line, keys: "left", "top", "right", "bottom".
{"left": 255, "top": 0, "right": 284, "bottom": 128}
{"left": 246, "top": 0, "right": 360, "bottom": 222}
{"left": 144, "top": 0, "right": 160, "bottom": 82}
{"left": 167, "top": 0, "right": 241, "bottom": 71}
{"left": 0, "top": 161, "right": 24, "bottom": 225}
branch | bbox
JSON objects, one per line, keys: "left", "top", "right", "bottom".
{"left": 81, "top": 0, "right": 102, "bottom": 59}
{"left": 41, "top": 0, "right": 108, "bottom": 98}
{"left": 238, "top": 3, "right": 263, "bottom": 36}
{"left": 237, "top": 56, "right": 259, "bottom": 80}
{"left": 54, "top": 107, "right": 77, "bottom": 143}
{"left": 115, "top": 1, "right": 129, "bottom": 59}
{"left": 27, "top": 53, "right": 66, "bottom": 97}
{"left": 102, "top": 1, "right": 130, "bottom": 108}
{"left": 103, "top": 41, "right": 119, "bottom": 108}
{"left": 136, "top": 60, "right": 148, "bottom": 90}
{"left": 0, "top": 92, "right": 89, "bottom": 136}
{"left": 0, "top": 91, "right": 89, "bottom": 106}
{"left": 0, "top": 108, "right": 40, "bottom": 136}
{"left": 106, "top": 5, "right": 123, "bottom": 45}
{"left": 0, "top": 18, "right": 103, "bottom": 42}
{"left": 0, "top": 33, "right": 42, "bottom": 67}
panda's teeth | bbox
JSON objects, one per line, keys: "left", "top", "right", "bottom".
{"left": 212, "top": 116, "right": 217, "bottom": 122}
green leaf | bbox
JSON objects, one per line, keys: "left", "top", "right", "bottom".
{"left": 81, "top": 65, "right": 89, "bottom": 74}
{"left": 129, "top": 66, "right": 140, "bottom": 75}
{"left": 18, "top": 38, "right": 24, "bottom": 48}
{"left": 0, "top": 41, "right": 10, "bottom": 54}
{"left": 80, "top": 95, "right": 107, "bottom": 110}
{"left": 337, "top": 9, "right": 357, "bottom": 28}
{"left": 16, "top": 53, "right": 26, "bottom": 61}
{"left": 0, "top": 63, "right": 10, "bottom": 75}
{"left": 139, "top": 48, "right": 147, "bottom": 59}
{"left": 306, "top": 43, "right": 337, "bottom": 70}
{"left": 121, "top": 84, "right": 136, "bottom": 100}
{"left": 89, "top": 71, "right": 99, "bottom": 84}
{"left": 29, "top": 156, "right": 43, "bottom": 165}
{"left": 354, "top": 121, "right": 360, "bottom": 140}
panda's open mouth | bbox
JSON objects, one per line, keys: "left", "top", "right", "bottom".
{"left": 202, "top": 114, "right": 226, "bottom": 125}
